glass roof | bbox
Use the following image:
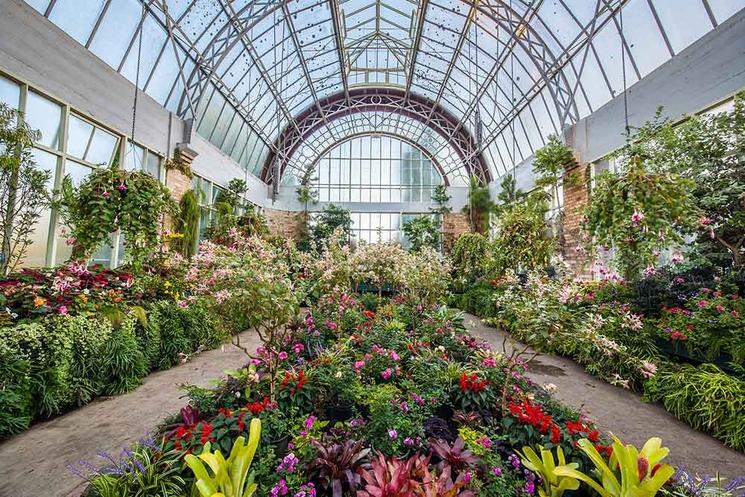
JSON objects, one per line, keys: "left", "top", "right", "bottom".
{"left": 25, "top": 0, "right": 743, "bottom": 183}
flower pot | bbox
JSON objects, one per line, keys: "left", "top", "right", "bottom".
{"left": 270, "top": 434, "right": 290, "bottom": 458}
{"left": 325, "top": 399, "right": 354, "bottom": 422}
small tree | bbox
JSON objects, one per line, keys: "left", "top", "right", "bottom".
{"left": 430, "top": 184, "right": 451, "bottom": 215}
{"left": 309, "top": 204, "right": 352, "bottom": 249}
{"left": 402, "top": 215, "right": 440, "bottom": 252}
{"left": 174, "top": 189, "right": 200, "bottom": 258}
{"left": 462, "top": 176, "right": 494, "bottom": 234}
{"left": 627, "top": 96, "right": 745, "bottom": 268}
{"left": 0, "top": 104, "right": 51, "bottom": 275}
{"left": 297, "top": 165, "right": 319, "bottom": 249}
{"left": 492, "top": 191, "right": 554, "bottom": 275}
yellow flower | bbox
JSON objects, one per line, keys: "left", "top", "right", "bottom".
{"left": 78, "top": 294, "right": 88, "bottom": 304}
{"left": 164, "top": 281, "right": 172, "bottom": 288}
{"left": 33, "top": 296, "right": 47, "bottom": 307}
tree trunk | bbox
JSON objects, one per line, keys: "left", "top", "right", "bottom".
{"left": 0, "top": 162, "right": 20, "bottom": 276}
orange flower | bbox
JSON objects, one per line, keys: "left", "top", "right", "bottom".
{"left": 33, "top": 296, "right": 47, "bottom": 307}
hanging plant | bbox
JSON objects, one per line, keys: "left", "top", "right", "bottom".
{"left": 584, "top": 155, "right": 699, "bottom": 280}
{"left": 56, "top": 164, "right": 177, "bottom": 266}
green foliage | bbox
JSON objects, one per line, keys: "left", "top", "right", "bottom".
{"left": 308, "top": 204, "right": 352, "bottom": 249}
{"left": 0, "top": 338, "right": 31, "bottom": 436}
{"left": 554, "top": 437, "right": 675, "bottom": 497}
{"left": 57, "top": 163, "right": 177, "bottom": 266}
{"left": 185, "top": 418, "right": 261, "bottom": 497}
{"left": 430, "top": 184, "right": 452, "bottom": 215}
{"left": 451, "top": 233, "right": 493, "bottom": 285}
{"left": 532, "top": 135, "right": 578, "bottom": 190}
{"left": 643, "top": 364, "right": 745, "bottom": 451}
{"left": 87, "top": 443, "right": 188, "bottom": 497}
{"left": 492, "top": 192, "right": 554, "bottom": 275}
{"left": 518, "top": 445, "right": 580, "bottom": 497}
{"left": 584, "top": 156, "right": 699, "bottom": 279}
{"left": 0, "top": 103, "right": 51, "bottom": 275}
{"left": 174, "top": 189, "right": 200, "bottom": 258}
{"left": 625, "top": 94, "right": 745, "bottom": 268}
{"left": 402, "top": 215, "right": 440, "bottom": 252}
{"left": 99, "top": 318, "right": 148, "bottom": 395}
{"left": 462, "top": 176, "right": 494, "bottom": 234}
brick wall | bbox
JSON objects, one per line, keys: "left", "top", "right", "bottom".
{"left": 165, "top": 169, "right": 192, "bottom": 202}
{"left": 265, "top": 209, "right": 304, "bottom": 241}
{"left": 561, "top": 165, "right": 592, "bottom": 279}
{"left": 442, "top": 212, "right": 470, "bottom": 253}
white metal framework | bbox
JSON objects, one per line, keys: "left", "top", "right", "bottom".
{"left": 24, "top": 0, "right": 743, "bottom": 185}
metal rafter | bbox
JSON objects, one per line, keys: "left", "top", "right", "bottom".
{"left": 262, "top": 88, "right": 490, "bottom": 184}
{"left": 404, "top": 0, "right": 429, "bottom": 95}
{"left": 329, "top": 0, "right": 351, "bottom": 99}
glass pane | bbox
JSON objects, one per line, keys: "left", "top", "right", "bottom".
{"left": 25, "top": 91, "right": 62, "bottom": 149}
{"left": 125, "top": 141, "right": 146, "bottom": 170}
{"left": 24, "top": 148, "right": 57, "bottom": 268}
{"left": 24, "top": 0, "right": 51, "bottom": 14}
{"left": 64, "top": 160, "right": 92, "bottom": 186}
{"left": 145, "top": 152, "right": 160, "bottom": 179}
{"left": 651, "top": 0, "right": 711, "bottom": 53}
{"left": 86, "top": 128, "right": 118, "bottom": 166}
{"left": 88, "top": 0, "right": 141, "bottom": 69}
{"left": 66, "top": 114, "right": 94, "bottom": 160}
{"left": 0, "top": 75, "right": 21, "bottom": 109}
{"left": 49, "top": 0, "right": 107, "bottom": 45}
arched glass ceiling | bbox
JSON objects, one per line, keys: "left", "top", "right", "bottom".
{"left": 281, "top": 111, "right": 467, "bottom": 186}
{"left": 25, "top": 0, "right": 743, "bottom": 182}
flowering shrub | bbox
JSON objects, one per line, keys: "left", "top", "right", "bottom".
{"left": 655, "top": 289, "right": 745, "bottom": 363}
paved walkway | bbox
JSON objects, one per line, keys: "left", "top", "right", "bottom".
{"left": 0, "top": 331, "right": 262, "bottom": 497}
{"left": 462, "top": 313, "right": 745, "bottom": 477}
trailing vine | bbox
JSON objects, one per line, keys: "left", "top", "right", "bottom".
{"left": 57, "top": 164, "right": 176, "bottom": 266}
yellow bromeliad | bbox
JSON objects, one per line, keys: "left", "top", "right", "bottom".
{"left": 554, "top": 436, "right": 675, "bottom": 497}
{"left": 185, "top": 417, "right": 261, "bottom": 497}
{"left": 518, "top": 445, "right": 580, "bottom": 497}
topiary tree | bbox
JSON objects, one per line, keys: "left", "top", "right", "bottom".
{"left": 584, "top": 155, "right": 699, "bottom": 280}
{"left": 451, "top": 232, "right": 493, "bottom": 286}
{"left": 174, "top": 189, "right": 200, "bottom": 258}
{"left": 0, "top": 104, "right": 51, "bottom": 275}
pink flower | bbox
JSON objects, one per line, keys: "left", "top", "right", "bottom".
{"left": 492, "top": 467, "right": 503, "bottom": 476}
{"left": 292, "top": 343, "right": 304, "bottom": 354}
{"left": 631, "top": 210, "right": 644, "bottom": 226}
{"left": 716, "top": 305, "right": 725, "bottom": 313}
{"left": 732, "top": 310, "right": 739, "bottom": 317}
{"left": 278, "top": 351, "right": 288, "bottom": 361}
{"left": 65, "top": 237, "right": 76, "bottom": 246}
{"left": 697, "top": 300, "right": 709, "bottom": 309}
{"left": 482, "top": 357, "right": 497, "bottom": 368}
{"left": 354, "top": 360, "right": 365, "bottom": 370}
{"left": 390, "top": 351, "right": 400, "bottom": 361}
{"left": 643, "top": 266, "right": 657, "bottom": 277}
{"left": 388, "top": 429, "right": 397, "bottom": 440}
{"left": 116, "top": 182, "right": 127, "bottom": 192}
{"left": 478, "top": 437, "right": 491, "bottom": 449}
{"left": 699, "top": 216, "right": 712, "bottom": 226}
{"left": 463, "top": 472, "right": 472, "bottom": 483}
{"left": 304, "top": 415, "right": 316, "bottom": 431}
{"left": 403, "top": 437, "right": 414, "bottom": 446}
{"left": 399, "top": 401, "right": 409, "bottom": 413}
{"left": 380, "top": 368, "right": 393, "bottom": 380}
{"left": 58, "top": 305, "right": 68, "bottom": 315}
{"left": 411, "top": 392, "right": 425, "bottom": 405}
{"left": 177, "top": 300, "right": 188, "bottom": 309}
{"left": 671, "top": 253, "right": 684, "bottom": 264}
{"left": 102, "top": 190, "right": 110, "bottom": 199}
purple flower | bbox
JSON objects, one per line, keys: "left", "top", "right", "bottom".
{"left": 463, "top": 471, "right": 472, "bottom": 483}
{"left": 304, "top": 415, "right": 316, "bottom": 431}
{"left": 102, "top": 190, "right": 110, "bottom": 199}
{"left": 403, "top": 437, "right": 414, "bottom": 446}
{"left": 116, "top": 182, "right": 127, "bottom": 192}
{"left": 388, "top": 429, "right": 398, "bottom": 440}
{"left": 354, "top": 360, "right": 365, "bottom": 370}
{"left": 492, "top": 466, "right": 503, "bottom": 476}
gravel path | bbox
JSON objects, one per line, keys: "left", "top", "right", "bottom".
{"left": 462, "top": 313, "right": 745, "bottom": 477}
{"left": 0, "top": 331, "right": 262, "bottom": 497}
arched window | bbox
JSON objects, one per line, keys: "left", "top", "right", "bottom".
{"left": 312, "top": 135, "right": 443, "bottom": 203}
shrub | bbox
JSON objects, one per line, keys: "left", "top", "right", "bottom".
{"left": 0, "top": 339, "right": 31, "bottom": 436}
{"left": 99, "top": 318, "right": 147, "bottom": 396}
{"left": 644, "top": 364, "right": 745, "bottom": 451}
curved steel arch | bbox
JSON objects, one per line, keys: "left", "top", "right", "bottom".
{"left": 259, "top": 87, "right": 490, "bottom": 184}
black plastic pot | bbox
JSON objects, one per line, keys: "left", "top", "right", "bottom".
{"left": 325, "top": 399, "right": 355, "bottom": 422}
{"left": 270, "top": 434, "right": 290, "bottom": 458}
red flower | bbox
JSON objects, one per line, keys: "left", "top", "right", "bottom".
{"left": 200, "top": 422, "right": 213, "bottom": 445}
{"left": 246, "top": 397, "right": 270, "bottom": 414}
{"left": 458, "top": 373, "right": 489, "bottom": 393}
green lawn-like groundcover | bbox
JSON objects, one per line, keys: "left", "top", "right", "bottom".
{"left": 71, "top": 291, "right": 715, "bottom": 497}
